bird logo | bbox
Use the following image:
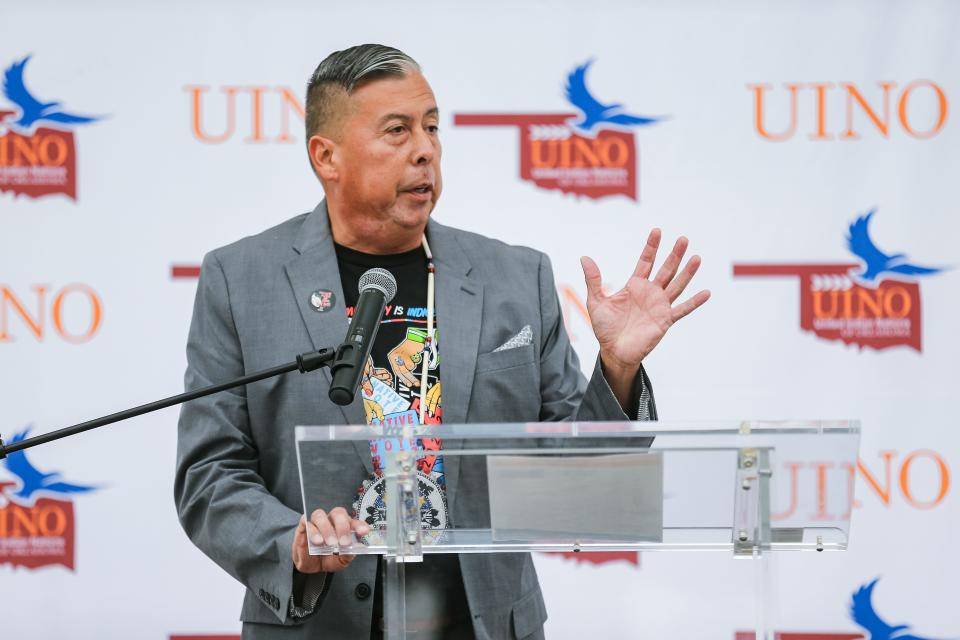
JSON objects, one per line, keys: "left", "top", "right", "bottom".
{"left": 846, "top": 210, "right": 946, "bottom": 284}
{"left": 564, "top": 60, "right": 662, "bottom": 135}
{"left": 1, "top": 429, "right": 97, "bottom": 504}
{"left": 850, "top": 578, "right": 954, "bottom": 640}
{"left": 1, "top": 55, "right": 102, "bottom": 132}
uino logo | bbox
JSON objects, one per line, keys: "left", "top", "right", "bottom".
{"left": 736, "top": 577, "right": 954, "bottom": 639}
{"left": 454, "top": 60, "right": 662, "bottom": 201}
{"left": 0, "top": 429, "right": 97, "bottom": 570}
{"left": 748, "top": 80, "right": 948, "bottom": 141}
{"left": 0, "top": 55, "right": 102, "bottom": 200}
{"left": 733, "top": 210, "right": 946, "bottom": 352}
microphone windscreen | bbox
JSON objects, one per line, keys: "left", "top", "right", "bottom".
{"left": 358, "top": 267, "right": 398, "bottom": 303}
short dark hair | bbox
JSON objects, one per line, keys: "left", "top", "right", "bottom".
{"left": 305, "top": 44, "right": 420, "bottom": 144}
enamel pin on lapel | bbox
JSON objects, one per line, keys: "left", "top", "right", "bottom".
{"left": 310, "top": 290, "right": 336, "bottom": 312}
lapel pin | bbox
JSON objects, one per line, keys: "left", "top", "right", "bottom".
{"left": 310, "top": 290, "right": 336, "bottom": 312}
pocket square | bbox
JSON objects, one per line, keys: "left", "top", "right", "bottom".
{"left": 493, "top": 325, "right": 533, "bottom": 352}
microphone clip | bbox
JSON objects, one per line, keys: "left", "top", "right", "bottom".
{"left": 296, "top": 347, "right": 337, "bottom": 373}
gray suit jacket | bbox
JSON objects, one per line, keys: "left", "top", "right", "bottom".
{"left": 175, "top": 201, "right": 655, "bottom": 639}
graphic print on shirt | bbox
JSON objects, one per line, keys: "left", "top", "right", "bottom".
{"left": 348, "top": 304, "right": 447, "bottom": 536}
{"left": 334, "top": 242, "right": 449, "bottom": 539}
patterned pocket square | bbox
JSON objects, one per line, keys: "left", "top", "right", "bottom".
{"left": 493, "top": 325, "right": 533, "bottom": 352}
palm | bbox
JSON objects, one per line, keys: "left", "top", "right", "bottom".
{"left": 581, "top": 229, "right": 710, "bottom": 370}
{"left": 590, "top": 277, "right": 674, "bottom": 365}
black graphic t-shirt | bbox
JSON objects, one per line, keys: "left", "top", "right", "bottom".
{"left": 335, "top": 242, "right": 472, "bottom": 637}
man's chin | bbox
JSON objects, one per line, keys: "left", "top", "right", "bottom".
{"left": 393, "top": 201, "right": 436, "bottom": 229}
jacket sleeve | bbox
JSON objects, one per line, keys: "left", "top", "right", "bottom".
{"left": 536, "top": 252, "right": 658, "bottom": 424}
{"left": 173, "top": 252, "right": 324, "bottom": 624}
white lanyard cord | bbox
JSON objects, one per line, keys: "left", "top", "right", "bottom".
{"left": 419, "top": 234, "right": 435, "bottom": 425}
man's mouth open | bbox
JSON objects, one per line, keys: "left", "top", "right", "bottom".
{"left": 402, "top": 183, "right": 433, "bottom": 201}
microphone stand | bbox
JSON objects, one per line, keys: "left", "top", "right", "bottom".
{"left": 0, "top": 347, "right": 337, "bottom": 459}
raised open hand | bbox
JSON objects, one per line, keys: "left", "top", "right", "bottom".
{"left": 581, "top": 229, "right": 710, "bottom": 375}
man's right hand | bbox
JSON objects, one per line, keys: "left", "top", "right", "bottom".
{"left": 292, "top": 507, "right": 371, "bottom": 574}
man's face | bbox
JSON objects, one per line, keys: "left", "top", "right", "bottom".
{"left": 331, "top": 71, "right": 442, "bottom": 231}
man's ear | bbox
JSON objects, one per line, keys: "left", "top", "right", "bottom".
{"left": 308, "top": 134, "right": 339, "bottom": 182}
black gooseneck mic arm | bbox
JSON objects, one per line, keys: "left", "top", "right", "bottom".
{"left": 0, "top": 347, "right": 336, "bottom": 460}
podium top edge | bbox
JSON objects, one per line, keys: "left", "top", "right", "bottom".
{"left": 293, "top": 420, "right": 860, "bottom": 442}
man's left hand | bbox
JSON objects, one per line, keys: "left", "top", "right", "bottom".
{"left": 581, "top": 228, "right": 710, "bottom": 409}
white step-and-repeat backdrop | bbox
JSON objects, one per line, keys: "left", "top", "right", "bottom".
{"left": 2, "top": 1, "right": 957, "bottom": 638}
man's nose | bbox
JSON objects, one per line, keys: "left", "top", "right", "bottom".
{"left": 411, "top": 128, "right": 436, "bottom": 165}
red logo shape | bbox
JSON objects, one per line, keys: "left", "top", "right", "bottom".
{"left": 0, "top": 496, "right": 76, "bottom": 570}
{"left": 549, "top": 551, "right": 639, "bottom": 566}
{"left": 735, "top": 633, "right": 863, "bottom": 640}
{"left": 0, "top": 122, "right": 78, "bottom": 200}
{"left": 733, "top": 264, "right": 923, "bottom": 352}
{"left": 454, "top": 114, "right": 638, "bottom": 201}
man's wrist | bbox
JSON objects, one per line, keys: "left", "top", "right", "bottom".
{"left": 599, "top": 351, "right": 641, "bottom": 412}
{"left": 599, "top": 351, "right": 640, "bottom": 381}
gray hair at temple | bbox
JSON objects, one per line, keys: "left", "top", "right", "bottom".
{"left": 305, "top": 44, "right": 421, "bottom": 144}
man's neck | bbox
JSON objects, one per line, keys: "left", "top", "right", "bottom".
{"left": 327, "top": 204, "right": 425, "bottom": 255}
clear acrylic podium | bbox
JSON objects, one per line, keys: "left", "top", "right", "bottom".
{"left": 296, "top": 420, "right": 860, "bottom": 639}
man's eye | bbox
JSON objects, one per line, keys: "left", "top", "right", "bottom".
{"left": 389, "top": 126, "right": 405, "bottom": 134}
{"left": 427, "top": 125, "right": 440, "bottom": 134}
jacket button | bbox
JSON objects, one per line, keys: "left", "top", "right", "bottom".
{"left": 355, "top": 582, "right": 371, "bottom": 600}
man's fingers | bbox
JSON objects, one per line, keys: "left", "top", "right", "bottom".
{"left": 329, "top": 507, "right": 354, "bottom": 548}
{"left": 294, "top": 515, "right": 309, "bottom": 547}
{"left": 293, "top": 516, "right": 324, "bottom": 573}
{"left": 324, "top": 553, "right": 356, "bottom": 571}
{"left": 302, "top": 509, "right": 372, "bottom": 573}
{"left": 632, "top": 228, "right": 662, "bottom": 280}
{"left": 323, "top": 519, "right": 370, "bottom": 569}
{"left": 351, "top": 518, "right": 371, "bottom": 538}
{"left": 664, "top": 254, "right": 702, "bottom": 303}
{"left": 580, "top": 256, "right": 604, "bottom": 303}
{"left": 671, "top": 289, "right": 711, "bottom": 323}
{"left": 321, "top": 514, "right": 372, "bottom": 569}
{"left": 653, "top": 236, "right": 688, "bottom": 288}
{"left": 310, "top": 509, "right": 336, "bottom": 547}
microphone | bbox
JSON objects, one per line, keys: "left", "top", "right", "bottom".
{"left": 328, "top": 268, "right": 398, "bottom": 406}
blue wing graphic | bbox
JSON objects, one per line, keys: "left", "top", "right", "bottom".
{"left": 3, "top": 56, "right": 48, "bottom": 121}
{"left": 564, "top": 61, "right": 660, "bottom": 134}
{"left": 850, "top": 578, "right": 956, "bottom": 640}
{"left": 2, "top": 429, "right": 97, "bottom": 501}
{"left": 2, "top": 55, "right": 101, "bottom": 130}
{"left": 846, "top": 209, "right": 945, "bottom": 282}
{"left": 565, "top": 61, "right": 608, "bottom": 120}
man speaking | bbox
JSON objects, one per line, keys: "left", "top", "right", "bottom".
{"left": 175, "top": 44, "right": 708, "bottom": 639}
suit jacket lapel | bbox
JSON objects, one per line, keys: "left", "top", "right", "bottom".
{"left": 283, "top": 201, "right": 372, "bottom": 474}
{"left": 427, "top": 219, "right": 483, "bottom": 516}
